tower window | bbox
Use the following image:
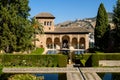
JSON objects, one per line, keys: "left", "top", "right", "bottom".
{"left": 44, "top": 21, "right": 46, "bottom": 26}
{"left": 47, "top": 21, "right": 49, "bottom": 26}
{"left": 50, "top": 21, "right": 52, "bottom": 26}
{"left": 44, "top": 21, "right": 52, "bottom": 26}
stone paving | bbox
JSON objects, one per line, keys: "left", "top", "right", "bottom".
{"left": 80, "top": 67, "right": 120, "bottom": 73}
{"left": 2, "top": 66, "right": 120, "bottom": 80}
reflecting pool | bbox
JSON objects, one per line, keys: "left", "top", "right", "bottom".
{"left": 0, "top": 73, "right": 67, "bottom": 80}
{"left": 46, "top": 49, "right": 85, "bottom": 54}
{"left": 34, "top": 73, "right": 66, "bottom": 80}
{"left": 46, "top": 50, "right": 58, "bottom": 54}
{"left": 98, "top": 73, "right": 120, "bottom": 80}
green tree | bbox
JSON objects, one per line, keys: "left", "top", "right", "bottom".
{"left": 0, "top": 0, "right": 33, "bottom": 53}
{"left": 113, "top": 0, "right": 120, "bottom": 50}
{"left": 94, "top": 3, "right": 109, "bottom": 50}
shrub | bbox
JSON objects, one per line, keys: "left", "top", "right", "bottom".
{"left": 8, "top": 74, "right": 38, "bottom": 80}
{"left": 75, "top": 53, "right": 120, "bottom": 67}
{"left": 2, "top": 54, "right": 67, "bottom": 67}
{"left": 91, "top": 53, "right": 120, "bottom": 67}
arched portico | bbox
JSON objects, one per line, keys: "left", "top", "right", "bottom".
{"left": 62, "top": 36, "right": 70, "bottom": 49}
{"left": 54, "top": 38, "right": 60, "bottom": 49}
{"left": 46, "top": 38, "right": 52, "bottom": 49}
{"left": 72, "top": 38, "right": 78, "bottom": 49}
{"left": 79, "top": 37, "right": 85, "bottom": 49}
{"left": 45, "top": 34, "right": 88, "bottom": 51}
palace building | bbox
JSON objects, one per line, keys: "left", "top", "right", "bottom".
{"left": 35, "top": 12, "right": 91, "bottom": 53}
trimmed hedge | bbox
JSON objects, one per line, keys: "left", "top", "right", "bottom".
{"left": 75, "top": 54, "right": 92, "bottom": 66}
{"left": 1, "top": 54, "right": 67, "bottom": 67}
{"left": 92, "top": 53, "right": 120, "bottom": 67}
{"left": 76, "top": 53, "right": 120, "bottom": 67}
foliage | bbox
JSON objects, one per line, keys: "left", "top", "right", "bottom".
{"left": 113, "top": 0, "right": 120, "bottom": 50}
{"left": 31, "top": 18, "right": 43, "bottom": 35}
{"left": 75, "top": 54, "right": 92, "bottom": 66}
{"left": 0, "top": 0, "right": 34, "bottom": 53}
{"left": 8, "top": 74, "right": 38, "bottom": 80}
{"left": 91, "top": 53, "right": 120, "bottom": 67}
{"left": 75, "top": 53, "right": 120, "bottom": 67}
{"left": 94, "top": 3, "right": 109, "bottom": 51}
{"left": 58, "top": 55, "right": 68, "bottom": 67}
{"left": 0, "top": 64, "right": 3, "bottom": 75}
{"left": 31, "top": 18, "right": 43, "bottom": 49}
{"left": 2, "top": 54, "right": 67, "bottom": 67}
{"left": 31, "top": 48, "right": 44, "bottom": 55}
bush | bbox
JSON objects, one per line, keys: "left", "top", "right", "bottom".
{"left": 8, "top": 74, "right": 38, "bottom": 80}
{"left": 75, "top": 53, "right": 120, "bottom": 67}
{"left": 75, "top": 54, "right": 92, "bottom": 66}
{"left": 91, "top": 53, "right": 120, "bottom": 67}
{"left": 2, "top": 54, "right": 67, "bottom": 67}
{"left": 58, "top": 55, "right": 67, "bottom": 67}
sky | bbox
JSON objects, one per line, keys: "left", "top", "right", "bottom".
{"left": 29, "top": 0, "right": 116, "bottom": 24}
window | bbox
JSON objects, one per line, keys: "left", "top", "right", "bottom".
{"left": 44, "top": 21, "right": 52, "bottom": 26}
{"left": 47, "top": 21, "right": 49, "bottom": 26}
{"left": 50, "top": 21, "right": 52, "bottom": 26}
{"left": 44, "top": 21, "right": 46, "bottom": 26}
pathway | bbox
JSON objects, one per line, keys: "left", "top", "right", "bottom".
{"left": 3, "top": 66, "right": 120, "bottom": 80}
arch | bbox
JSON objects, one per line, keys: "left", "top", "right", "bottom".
{"left": 46, "top": 38, "right": 52, "bottom": 49}
{"left": 62, "top": 35, "right": 70, "bottom": 49}
{"left": 72, "top": 37, "right": 77, "bottom": 49}
{"left": 54, "top": 38, "right": 60, "bottom": 49}
{"left": 79, "top": 37, "right": 85, "bottom": 49}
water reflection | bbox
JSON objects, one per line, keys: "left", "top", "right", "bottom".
{"left": 34, "top": 73, "right": 66, "bottom": 80}
{"left": 46, "top": 50, "right": 85, "bottom": 54}
{"left": 98, "top": 73, "right": 120, "bottom": 80}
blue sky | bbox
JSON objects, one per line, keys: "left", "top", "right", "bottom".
{"left": 29, "top": 0, "right": 116, "bottom": 24}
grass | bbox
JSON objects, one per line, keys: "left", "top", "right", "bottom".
{"left": 31, "top": 48, "right": 44, "bottom": 55}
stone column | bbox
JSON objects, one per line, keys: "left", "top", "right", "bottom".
{"left": 77, "top": 35, "right": 79, "bottom": 49}
{"left": 69, "top": 35, "right": 72, "bottom": 49}
{"left": 52, "top": 35, "right": 54, "bottom": 50}
{"left": 85, "top": 34, "right": 89, "bottom": 50}
{"left": 60, "top": 35, "right": 62, "bottom": 49}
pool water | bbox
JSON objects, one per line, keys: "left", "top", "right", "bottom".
{"left": 46, "top": 50, "right": 85, "bottom": 54}
{"left": 98, "top": 73, "right": 120, "bottom": 80}
{"left": 34, "top": 73, "right": 66, "bottom": 80}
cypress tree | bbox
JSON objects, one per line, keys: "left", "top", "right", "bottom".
{"left": 94, "top": 3, "right": 108, "bottom": 50}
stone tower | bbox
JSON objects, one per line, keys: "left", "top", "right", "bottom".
{"left": 35, "top": 12, "right": 55, "bottom": 32}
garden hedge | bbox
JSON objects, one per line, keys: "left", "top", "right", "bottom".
{"left": 0, "top": 54, "right": 67, "bottom": 67}
{"left": 75, "top": 53, "right": 120, "bottom": 67}
{"left": 91, "top": 53, "right": 120, "bottom": 66}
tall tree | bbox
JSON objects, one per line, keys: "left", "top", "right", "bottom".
{"left": 113, "top": 0, "right": 120, "bottom": 50}
{"left": 94, "top": 3, "right": 108, "bottom": 50}
{"left": 0, "top": 0, "right": 33, "bottom": 53}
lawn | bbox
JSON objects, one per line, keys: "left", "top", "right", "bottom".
{"left": 31, "top": 48, "right": 44, "bottom": 55}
